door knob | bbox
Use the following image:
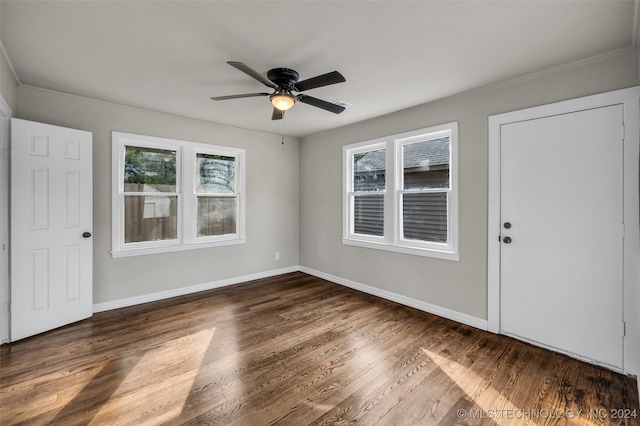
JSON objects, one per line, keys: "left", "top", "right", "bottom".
{"left": 503, "top": 236, "right": 512, "bottom": 244}
{"left": 82, "top": 232, "right": 92, "bottom": 238}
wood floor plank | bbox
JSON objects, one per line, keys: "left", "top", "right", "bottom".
{"left": 1, "top": 272, "right": 637, "bottom": 425}
{"left": 228, "top": 309, "right": 440, "bottom": 425}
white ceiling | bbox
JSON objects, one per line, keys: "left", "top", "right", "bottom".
{"left": 1, "top": 1, "right": 637, "bottom": 138}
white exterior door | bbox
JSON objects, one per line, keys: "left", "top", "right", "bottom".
{"left": 11, "top": 118, "right": 93, "bottom": 341}
{"left": 499, "top": 105, "right": 624, "bottom": 369}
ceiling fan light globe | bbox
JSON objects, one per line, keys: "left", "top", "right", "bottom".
{"left": 270, "top": 93, "right": 296, "bottom": 111}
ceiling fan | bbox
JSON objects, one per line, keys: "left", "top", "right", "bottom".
{"left": 211, "top": 61, "right": 347, "bottom": 120}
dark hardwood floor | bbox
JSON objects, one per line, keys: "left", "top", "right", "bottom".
{"left": 1, "top": 272, "right": 638, "bottom": 425}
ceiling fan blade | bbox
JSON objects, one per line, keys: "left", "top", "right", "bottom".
{"left": 297, "top": 94, "right": 346, "bottom": 114}
{"left": 294, "top": 71, "right": 345, "bottom": 92}
{"left": 227, "top": 61, "right": 277, "bottom": 89}
{"left": 272, "top": 108, "right": 284, "bottom": 120}
{"left": 210, "top": 93, "right": 270, "bottom": 101}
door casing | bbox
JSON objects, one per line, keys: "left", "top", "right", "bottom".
{"left": 487, "top": 86, "right": 640, "bottom": 375}
{"left": 0, "top": 95, "right": 11, "bottom": 344}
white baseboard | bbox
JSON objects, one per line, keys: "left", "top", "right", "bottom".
{"left": 299, "top": 266, "right": 488, "bottom": 331}
{"left": 93, "top": 266, "right": 300, "bottom": 313}
{"left": 93, "top": 265, "right": 488, "bottom": 333}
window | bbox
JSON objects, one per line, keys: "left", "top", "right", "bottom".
{"left": 123, "top": 145, "right": 178, "bottom": 244}
{"left": 343, "top": 122, "right": 458, "bottom": 260}
{"left": 112, "top": 132, "right": 245, "bottom": 257}
{"left": 195, "top": 153, "right": 237, "bottom": 237}
{"left": 352, "top": 144, "right": 386, "bottom": 238}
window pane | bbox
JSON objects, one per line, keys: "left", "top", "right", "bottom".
{"left": 124, "top": 195, "right": 178, "bottom": 243}
{"left": 353, "top": 149, "right": 386, "bottom": 192}
{"left": 403, "top": 192, "right": 447, "bottom": 242}
{"left": 198, "top": 196, "right": 236, "bottom": 236}
{"left": 197, "top": 154, "right": 235, "bottom": 193}
{"left": 354, "top": 194, "right": 384, "bottom": 236}
{"left": 403, "top": 138, "right": 449, "bottom": 190}
{"left": 124, "top": 146, "right": 176, "bottom": 192}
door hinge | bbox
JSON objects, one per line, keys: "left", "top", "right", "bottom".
{"left": 621, "top": 223, "right": 625, "bottom": 238}
{"left": 621, "top": 124, "right": 625, "bottom": 141}
{"left": 621, "top": 321, "right": 626, "bottom": 337}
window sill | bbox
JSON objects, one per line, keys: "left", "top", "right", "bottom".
{"left": 341, "top": 238, "right": 460, "bottom": 261}
{"left": 111, "top": 237, "right": 246, "bottom": 258}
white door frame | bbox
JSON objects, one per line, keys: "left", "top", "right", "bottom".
{"left": 487, "top": 86, "right": 640, "bottom": 375}
{"left": 0, "top": 94, "right": 11, "bottom": 344}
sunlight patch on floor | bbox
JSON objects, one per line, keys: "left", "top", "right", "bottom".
{"left": 19, "top": 364, "right": 105, "bottom": 424}
{"left": 90, "top": 327, "right": 216, "bottom": 425}
{"left": 421, "top": 347, "right": 519, "bottom": 419}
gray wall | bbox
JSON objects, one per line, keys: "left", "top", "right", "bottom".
{"left": 9, "top": 44, "right": 640, "bottom": 376}
{"left": 0, "top": 0, "right": 17, "bottom": 110}
{"left": 0, "top": 46, "right": 17, "bottom": 111}
{"left": 0, "top": 58, "right": 16, "bottom": 111}
{"left": 16, "top": 87, "right": 300, "bottom": 304}
{"left": 299, "top": 48, "right": 639, "bottom": 321}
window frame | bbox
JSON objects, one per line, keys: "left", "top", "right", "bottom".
{"left": 347, "top": 141, "right": 388, "bottom": 244}
{"left": 112, "top": 132, "right": 246, "bottom": 258}
{"left": 342, "top": 122, "right": 459, "bottom": 261}
{"left": 119, "top": 139, "right": 182, "bottom": 248}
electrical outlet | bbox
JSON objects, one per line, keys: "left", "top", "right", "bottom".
{"left": 275, "top": 252, "right": 280, "bottom": 261}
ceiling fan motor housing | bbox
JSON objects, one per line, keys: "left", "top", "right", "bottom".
{"left": 267, "top": 68, "right": 300, "bottom": 90}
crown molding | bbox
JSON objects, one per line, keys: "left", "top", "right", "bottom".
{"left": 18, "top": 84, "right": 300, "bottom": 141}
{"left": 392, "top": 47, "right": 638, "bottom": 118}
{"left": 0, "top": 40, "right": 20, "bottom": 87}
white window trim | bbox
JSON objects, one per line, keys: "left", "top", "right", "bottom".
{"left": 111, "top": 131, "right": 246, "bottom": 258}
{"left": 345, "top": 140, "right": 387, "bottom": 245}
{"left": 342, "top": 122, "right": 459, "bottom": 261}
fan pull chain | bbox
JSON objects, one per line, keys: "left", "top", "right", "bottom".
{"left": 281, "top": 117, "right": 285, "bottom": 145}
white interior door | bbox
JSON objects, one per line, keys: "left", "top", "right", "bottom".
{"left": 11, "top": 118, "right": 93, "bottom": 341}
{"left": 500, "top": 105, "right": 624, "bottom": 369}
